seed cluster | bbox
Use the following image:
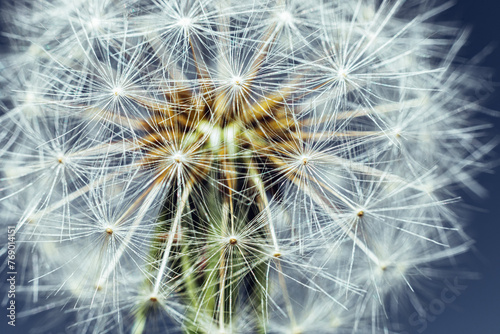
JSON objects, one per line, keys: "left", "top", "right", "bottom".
{"left": 0, "top": 1, "right": 492, "bottom": 333}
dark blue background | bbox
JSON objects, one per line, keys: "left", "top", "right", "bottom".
{"left": 0, "top": 0, "right": 499, "bottom": 333}
{"left": 424, "top": 1, "right": 500, "bottom": 333}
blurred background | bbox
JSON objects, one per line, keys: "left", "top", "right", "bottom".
{"left": 417, "top": 1, "right": 500, "bottom": 333}
{"left": 0, "top": 0, "right": 499, "bottom": 333}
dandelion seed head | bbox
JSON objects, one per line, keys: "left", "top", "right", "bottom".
{"left": 171, "top": 152, "right": 185, "bottom": 164}
{"left": 89, "top": 17, "right": 101, "bottom": 29}
{"left": 24, "top": 91, "right": 36, "bottom": 103}
{"left": 300, "top": 155, "right": 310, "bottom": 166}
{"left": 230, "top": 75, "right": 244, "bottom": 87}
{"left": 0, "top": 0, "right": 493, "bottom": 333}
{"left": 112, "top": 86, "right": 123, "bottom": 97}
{"left": 56, "top": 153, "right": 66, "bottom": 164}
{"left": 277, "top": 11, "right": 294, "bottom": 26}
{"left": 176, "top": 16, "right": 193, "bottom": 29}
{"left": 338, "top": 67, "right": 348, "bottom": 79}
{"left": 393, "top": 127, "right": 403, "bottom": 138}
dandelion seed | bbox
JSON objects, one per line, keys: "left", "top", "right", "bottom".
{"left": 89, "top": 17, "right": 101, "bottom": 30}
{"left": 112, "top": 87, "right": 123, "bottom": 97}
{"left": 177, "top": 17, "right": 193, "bottom": 28}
